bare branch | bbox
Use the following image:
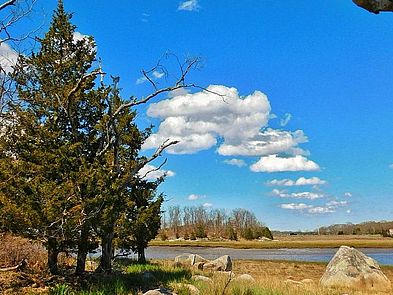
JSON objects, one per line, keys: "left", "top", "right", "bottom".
{"left": 0, "top": 0, "right": 16, "bottom": 11}
{"left": 139, "top": 158, "right": 168, "bottom": 180}
{"left": 67, "top": 70, "right": 105, "bottom": 100}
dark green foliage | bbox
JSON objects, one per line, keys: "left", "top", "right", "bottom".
{"left": 0, "top": 1, "right": 106, "bottom": 273}
{"left": 195, "top": 224, "right": 207, "bottom": 239}
{"left": 190, "top": 232, "right": 196, "bottom": 240}
{"left": 242, "top": 227, "right": 254, "bottom": 241}
{"left": 0, "top": 1, "right": 169, "bottom": 274}
{"left": 226, "top": 226, "right": 238, "bottom": 241}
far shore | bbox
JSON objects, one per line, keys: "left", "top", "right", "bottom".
{"left": 149, "top": 234, "right": 393, "bottom": 249}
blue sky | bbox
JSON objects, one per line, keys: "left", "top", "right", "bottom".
{"left": 8, "top": 0, "right": 393, "bottom": 230}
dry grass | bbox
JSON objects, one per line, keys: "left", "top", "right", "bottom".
{"left": 169, "top": 259, "right": 393, "bottom": 295}
{"left": 0, "top": 233, "right": 47, "bottom": 273}
{"left": 150, "top": 234, "right": 393, "bottom": 249}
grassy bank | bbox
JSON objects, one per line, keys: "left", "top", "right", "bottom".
{"left": 150, "top": 234, "right": 393, "bottom": 249}
{"left": 2, "top": 258, "right": 393, "bottom": 294}
{"left": 34, "top": 259, "right": 393, "bottom": 294}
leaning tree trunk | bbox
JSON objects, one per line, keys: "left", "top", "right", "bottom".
{"left": 47, "top": 237, "right": 59, "bottom": 275}
{"left": 75, "top": 225, "right": 89, "bottom": 274}
{"left": 96, "top": 228, "right": 114, "bottom": 273}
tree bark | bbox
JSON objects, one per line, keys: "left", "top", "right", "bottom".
{"left": 47, "top": 238, "right": 59, "bottom": 275}
{"left": 137, "top": 245, "right": 146, "bottom": 264}
{"left": 96, "top": 229, "right": 114, "bottom": 273}
{"left": 75, "top": 226, "right": 89, "bottom": 274}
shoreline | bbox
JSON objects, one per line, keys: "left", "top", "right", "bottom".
{"left": 149, "top": 238, "right": 393, "bottom": 249}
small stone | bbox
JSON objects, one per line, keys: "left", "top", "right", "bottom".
{"left": 192, "top": 275, "right": 213, "bottom": 283}
{"left": 301, "top": 279, "right": 314, "bottom": 284}
{"left": 284, "top": 279, "right": 303, "bottom": 285}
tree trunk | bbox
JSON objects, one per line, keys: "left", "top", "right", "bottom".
{"left": 137, "top": 245, "right": 146, "bottom": 264}
{"left": 96, "top": 229, "right": 114, "bottom": 273}
{"left": 47, "top": 238, "right": 59, "bottom": 275}
{"left": 75, "top": 226, "right": 89, "bottom": 274}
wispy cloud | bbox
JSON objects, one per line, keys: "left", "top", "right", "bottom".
{"left": 272, "top": 189, "right": 324, "bottom": 200}
{"left": 280, "top": 113, "right": 292, "bottom": 127}
{"left": 223, "top": 158, "right": 246, "bottom": 168}
{"left": 203, "top": 202, "right": 213, "bottom": 208}
{"left": 178, "top": 0, "right": 200, "bottom": 11}
{"left": 344, "top": 192, "right": 352, "bottom": 198}
{"left": 267, "top": 177, "right": 326, "bottom": 187}
{"left": 187, "top": 194, "right": 205, "bottom": 201}
{"left": 136, "top": 70, "right": 165, "bottom": 85}
{"left": 280, "top": 199, "right": 349, "bottom": 215}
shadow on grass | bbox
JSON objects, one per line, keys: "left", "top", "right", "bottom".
{"left": 50, "top": 259, "right": 191, "bottom": 295}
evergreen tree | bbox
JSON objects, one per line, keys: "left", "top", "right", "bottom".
{"left": 0, "top": 0, "right": 106, "bottom": 274}
{"left": 1, "top": 1, "right": 194, "bottom": 274}
{"left": 116, "top": 179, "right": 163, "bottom": 264}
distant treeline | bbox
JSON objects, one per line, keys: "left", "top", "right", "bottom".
{"left": 318, "top": 221, "right": 393, "bottom": 236}
{"left": 160, "top": 206, "right": 273, "bottom": 241}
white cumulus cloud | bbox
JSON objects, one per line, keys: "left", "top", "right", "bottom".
{"left": 178, "top": 0, "right": 199, "bottom": 11}
{"left": 137, "top": 164, "right": 175, "bottom": 180}
{"left": 0, "top": 42, "right": 18, "bottom": 74}
{"left": 223, "top": 158, "right": 246, "bottom": 168}
{"left": 267, "top": 177, "right": 326, "bottom": 187}
{"left": 143, "top": 85, "right": 311, "bottom": 160}
{"left": 250, "top": 155, "right": 319, "bottom": 173}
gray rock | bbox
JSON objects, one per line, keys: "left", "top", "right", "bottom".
{"left": 235, "top": 274, "right": 255, "bottom": 282}
{"left": 203, "top": 255, "right": 232, "bottom": 271}
{"left": 320, "top": 246, "right": 392, "bottom": 292}
{"left": 174, "top": 253, "right": 208, "bottom": 266}
{"left": 143, "top": 288, "right": 176, "bottom": 295}
{"left": 284, "top": 279, "right": 303, "bottom": 285}
{"left": 192, "top": 275, "right": 213, "bottom": 283}
{"left": 301, "top": 279, "right": 314, "bottom": 284}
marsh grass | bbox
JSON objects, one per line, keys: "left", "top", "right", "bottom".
{"left": 150, "top": 234, "right": 393, "bottom": 249}
{"left": 21, "top": 258, "right": 393, "bottom": 294}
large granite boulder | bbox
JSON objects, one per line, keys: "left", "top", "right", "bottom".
{"left": 353, "top": 0, "right": 393, "bottom": 13}
{"left": 174, "top": 254, "right": 208, "bottom": 267}
{"left": 320, "top": 246, "right": 391, "bottom": 292}
{"left": 202, "top": 255, "right": 232, "bottom": 271}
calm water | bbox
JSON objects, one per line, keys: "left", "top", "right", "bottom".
{"left": 134, "top": 246, "right": 393, "bottom": 265}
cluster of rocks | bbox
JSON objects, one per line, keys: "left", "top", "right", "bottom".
{"left": 142, "top": 246, "right": 392, "bottom": 294}
{"left": 174, "top": 253, "right": 232, "bottom": 271}
{"left": 142, "top": 253, "right": 256, "bottom": 295}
